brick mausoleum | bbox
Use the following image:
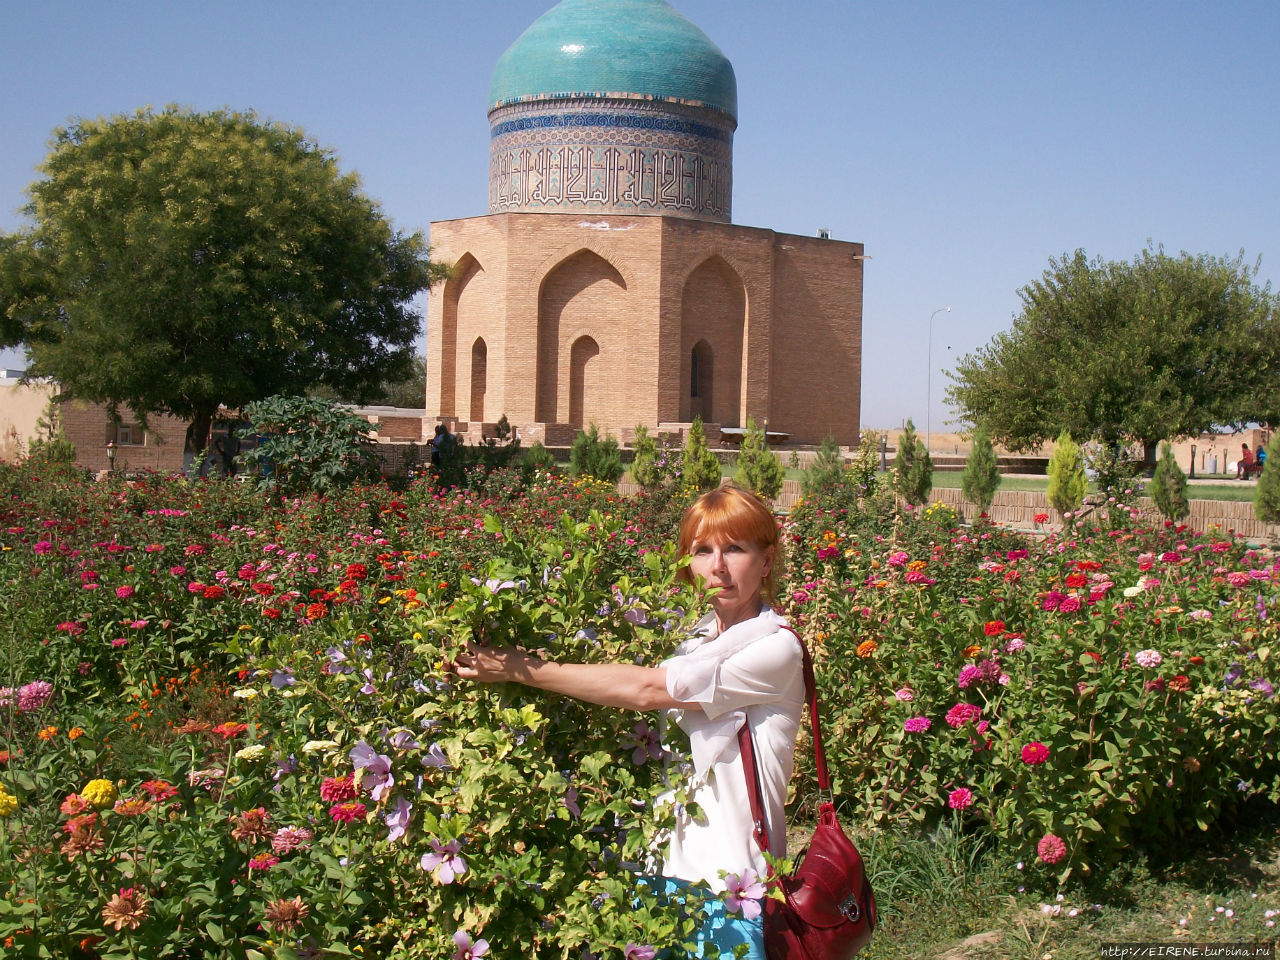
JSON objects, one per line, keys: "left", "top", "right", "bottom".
{"left": 426, "top": 0, "right": 865, "bottom": 447}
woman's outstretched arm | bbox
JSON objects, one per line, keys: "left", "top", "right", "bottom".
{"left": 451, "top": 645, "right": 693, "bottom": 712}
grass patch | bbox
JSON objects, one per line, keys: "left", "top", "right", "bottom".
{"left": 930, "top": 471, "right": 1259, "bottom": 502}
{"left": 847, "top": 804, "right": 1280, "bottom": 959}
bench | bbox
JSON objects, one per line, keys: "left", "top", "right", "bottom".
{"left": 1242, "top": 459, "right": 1265, "bottom": 479}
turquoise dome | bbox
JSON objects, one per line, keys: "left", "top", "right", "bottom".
{"left": 489, "top": 0, "right": 737, "bottom": 120}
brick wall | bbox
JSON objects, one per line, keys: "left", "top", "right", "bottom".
{"left": 426, "top": 212, "right": 863, "bottom": 447}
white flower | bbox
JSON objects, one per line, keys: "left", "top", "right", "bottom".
{"left": 1135, "top": 649, "right": 1163, "bottom": 668}
{"left": 232, "top": 688, "right": 258, "bottom": 700}
{"left": 302, "top": 739, "right": 340, "bottom": 754}
{"left": 235, "top": 744, "right": 267, "bottom": 761}
{"left": 1122, "top": 585, "right": 1144, "bottom": 598}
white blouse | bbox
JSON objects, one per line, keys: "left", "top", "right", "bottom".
{"left": 660, "top": 608, "right": 804, "bottom": 891}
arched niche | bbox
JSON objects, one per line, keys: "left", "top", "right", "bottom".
{"left": 536, "top": 250, "right": 627, "bottom": 424}
{"left": 469, "top": 337, "right": 487, "bottom": 423}
{"left": 680, "top": 256, "right": 746, "bottom": 426}
{"left": 568, "top": 336, "right": 601, "bottom": 430}
{"left": 439, "top": 253, "right": 484, "bottom": 417}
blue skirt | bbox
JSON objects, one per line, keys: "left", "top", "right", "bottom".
{"left": 643, "top": 877, "right": 766, "bottom": 959}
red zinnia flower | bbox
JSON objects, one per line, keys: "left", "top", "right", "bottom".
{"left": 1021, "top": 741, "right": 1050, "bottom": 765}
{"left": 329, "top": 802, "right": 367, "bottom": 823}
{"left": 139, "top": 779, "right": 178, "bottom": 801}
{"left": 983, "top": 620, "right": 1005, "bottom": 637}
{"left": 211, "top": 722, "right": 248, "bottom": 740}
{"left": 305, "top": 603, "right": 328, "bottom": 620}
{"left": 320, "top": 776, "right": 357, "bottom": 803}
{"left": 202, "top": 585, "right": 226, "bottom": 600}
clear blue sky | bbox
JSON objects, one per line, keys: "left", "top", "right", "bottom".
{"left": 2, "top": 0, "right": 1276, "bottom": 431}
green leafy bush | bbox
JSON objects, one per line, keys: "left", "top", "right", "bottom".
{"left": 1151, "top": 441, "right": 1190, "bottom": 521}
{"left": 961, "top": 423, "right": 1000, "bottom": 514}
{"left": 1047, "top": 430, "right": 1087, "bottom": 520}
{"left": 802, "top": 435, "right": 847, "bottom": 499}
{"left": 569, "top": 423, "right": 624, "bottom": 483}
{"left": 733, "top": 419, "right": 784, "bottom": 500}
{"left": 238, "top": 394, "right": 380, "bottom": 495}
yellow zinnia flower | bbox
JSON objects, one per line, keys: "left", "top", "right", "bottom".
{"left": 0, "top": 785, "right": 18, "bottom": 817}
{"left": 81, "top": 779, "right": 118, "bottom": 810}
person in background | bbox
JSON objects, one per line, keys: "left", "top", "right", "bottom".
{"left": 1237, "top": 443, "right": 1255, "bottom": 479}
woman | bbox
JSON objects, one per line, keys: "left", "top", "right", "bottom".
{"left": 452, "top": 483, "right": 803, "bottom": 957}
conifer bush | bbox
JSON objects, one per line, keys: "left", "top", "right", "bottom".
{"left": 1256, "top": 434, "right": 1280, "bottom": 523}
{"left": 630, "top": 424, "right": 662, "bottom": 490}
{"left": 1151, "top": 441, "right": 1190, "bottom": 521}
{"left": 569, "top": 423, "right": 624, "bottom": 483}
{"left": 961, "top": 423, "right": 1000, "bottom": 514}
{"left": 1046, "top": 430, "right": 1087, "bottom": 521}
{"left": 801, "top": 435, "right": 847, "bottom": 499}
{"left": 682, "top": 417, "right": 723, "bottom": 492}
{"left": 733, "top": 418, "right": 784, "bottom": 500}
{"left": 892, "top": 419, "right": 933, "bottom": 507}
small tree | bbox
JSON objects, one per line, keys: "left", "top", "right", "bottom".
{"left": 519, "top": 441, "right": 558, "bottom": 484}
{"left": 961, "top": 422, "right": 1000, "bottom": 514}
{"left": 733, "top": 418, "right": 784, "bottom": 501}
{"left": 683, "top": 417, "right": 723, "bottom": 492}
{"left": 848, "top": 430, "right": 881, "bottom": 499}
{"left": 569, "top": 424, "right": 624, "bottom": 484}
{"left": 1150, "top": 441, "right": 1190, "bottom": 521}
{"left": 26, "top": 397, "right": 76, "bottom": 465}
{"left": 1046, "top": 430, "right": 1088, "bottom": 520}
{"left": 630, "top": 424, "right": 662, "bottom": 490}
{"left": 802, "top": 436, "right": 847, "bottom": 498}
{"left": 1256, "top": 434, "right": 1280, "bottom": 523}
{"left": 892, "top": 419, "right": 933, "bottom": 507}
{"left": 238, "top": 395, "right": 380, "bottom": 496}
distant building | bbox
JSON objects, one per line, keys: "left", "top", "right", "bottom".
{"left": 426, "top": 0, "right": 864, "bottom": 447}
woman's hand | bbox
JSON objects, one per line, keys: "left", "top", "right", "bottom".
{"left": 451, "top": 644, "right": 534, "bottom": 683}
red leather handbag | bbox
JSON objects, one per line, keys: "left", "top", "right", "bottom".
{"left": 738, "top": 635, "right": 876, "bottom": 960}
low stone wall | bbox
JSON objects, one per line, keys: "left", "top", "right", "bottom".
{"left": 617, "top": 478, "right": 1280, "bottom": 544}
{"left": 929, "top": 487, "right": 1280, "bottom": 545}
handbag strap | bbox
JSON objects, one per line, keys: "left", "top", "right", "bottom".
{"left": 738, "top": 627, "right": 830, "bottom": 858}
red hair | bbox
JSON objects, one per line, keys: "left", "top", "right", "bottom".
{"left": 678, "top": 483, "right": 782, "bottom": 604}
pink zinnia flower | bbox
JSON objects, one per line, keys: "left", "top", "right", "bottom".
{"left": 17, "top": 681, "right": 53, "bottom": 713}
{"left": 248, "top": 853, "right": 280, "bottom": 871}
{"left": 957, "top": 664, "right": 981, "bottom": 689}
{"left": 1135, "top": 649, "right": 1162, "bottom": 668}
{"left": 903, "top": 716, "right": 932, "bottom": 733}
{"left": 894, "top": 687, "right": 914, "bottom": 702}
{"left": 948, "top": 787, "right": 974, "bottom": 809}
{"left": 115, "top": 585, "right": 135, "bottom": 600}
{"left": 1021, "top": 741, "right": 1050, "bottom": 765}
{"left": 320, "top": 776, "right": 357, "bottom": 803}
{"left": 271, "top": 826, "right": 313, "bottom": 855}
{"left": 625, "top": 945, "right": 657, "bottom": 960}
{"left": 1037, "top": 832, "right": 1068, "bottom": 864}
{"left": 945, "top": 703, "right": 981, "bottom": 728}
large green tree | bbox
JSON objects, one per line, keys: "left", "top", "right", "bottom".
{"left": 0, "top": 107, "right": 448, "bottom": 452}
{"left": 946, "top": 247, "right": 1278, "bottom": 460}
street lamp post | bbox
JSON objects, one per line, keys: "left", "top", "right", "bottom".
{"left": 106, "top": 441, "right": 116, "bottom": 475}
{"left": 926, "top": 306, "right": 951, "bottom": 456}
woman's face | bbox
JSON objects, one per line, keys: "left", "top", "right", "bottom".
{"left": 687, "top": 535, "right": 774, "bottom": 629}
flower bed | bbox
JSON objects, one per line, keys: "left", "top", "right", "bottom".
{"left": 1, "top": 463, "right": 1277, "bottom": 957}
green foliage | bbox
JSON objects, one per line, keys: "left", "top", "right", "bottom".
{"left": 947, "top": 246, "right": 1279, "bottom": 452}
{"left": 960, "top": 423, "right": 1000, "bottom": 514}
{"left": 802, "top": 435, "right": 848, "bottom": 499}
{"left": 1256, "top": 434, "right": 1280, "bottom": 523}
{"left": 682, "top": 417, "right": 723, "bottom": 492}
{"left": 0, "top": 106, "right": 446, "bottom": 452}
{"left": 237, "top": 394, "right": 380, "bottom": 495}
{"left": 24, "top": 396, "right": 75, "bottom": 465}
{"left": 893, "top": 420, "right": 933, "bottom": 507}
{"left": 1046, "top": 430, "right": 1088, "bottom": 519}
{"left": 1151, "top": 441, "right": 1190, "bottom": 521}
{"left": 1085, "top": 441, "right": 1144, "bottom": 501}
{"left": 631, "top": 424, "right": 662, "bottom": 490}
{"left": 732, "top": 418, "right": 784, "bottom": 500}
{"left": 569, "top": 423, "right": 624, "bottom": 484}
{"left": 519, "top": 440, "right": 558, "bottom": 482}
